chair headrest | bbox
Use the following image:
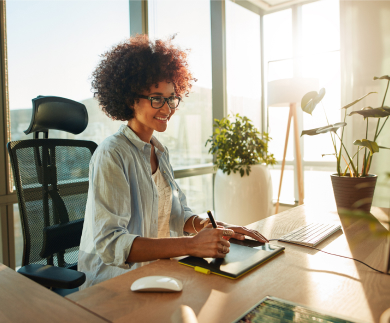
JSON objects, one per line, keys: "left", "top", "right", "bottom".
{"left": 24, "top": 96, "right": 88, "bottom": 135}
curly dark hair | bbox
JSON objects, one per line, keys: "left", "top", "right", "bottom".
{"left": 91, "top": 34, "right": 195, "bottom": 121}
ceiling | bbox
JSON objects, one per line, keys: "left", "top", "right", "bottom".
{"left": 262, "top": 0, "right": 292, "bottom": 5}
{"left": 247, "top": 0, "right": 309, "bottom": 12}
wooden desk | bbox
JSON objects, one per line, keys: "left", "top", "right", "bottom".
{"left": 67, "top": 205, "right": 390, "bottom": 323}
{"left": 0, "top": 263, "right": 109, "bottom": 322}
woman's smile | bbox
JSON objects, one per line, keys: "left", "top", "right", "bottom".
{"left": 154, "top": 115, "right": 169, "bottom": 122}
{"left": 128, "top": 81, "right": 176, "bottom": 142}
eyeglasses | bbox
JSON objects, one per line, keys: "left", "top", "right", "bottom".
{"left": 138, "top": 94, "right": 181, "bottom": 109}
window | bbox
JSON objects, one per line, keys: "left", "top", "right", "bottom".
{"left": 264, "top": 1, "right": 340, "bottom": 205}
{"left": 148, "top": 0, "right": 213, "bottom": 213}
{"left": 176, "top": 174, "right": 213, "bottom": 214}
{"left": 7, "top": 1, "right": 130, "bottom": 144}
{"left": 0, "top": 0, "right": 341, "bottom": 269}
{"left": 301, "top": 0, "right": 341, "bottom": 163}
{"left": 148, "top": 0, "right": 213, "bottom": 168}
{"left": 226, "top": 0, "right": 262, "bottom": 129}
{"left": 6, "top": 0, "right": 130, "bottom": 268}
{"left": 264, "top": 9, "right": 295, "bottom": 203}
{"left": 301, "top": 0, "right": 340, "bottom": 207}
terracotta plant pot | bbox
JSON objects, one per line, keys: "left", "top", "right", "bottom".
{"left": 330, "top": 174, "right": 377, "bottom": 213}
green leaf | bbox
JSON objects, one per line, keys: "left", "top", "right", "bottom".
{"left": 341, "top": 92, "right": 376, "bottom": 110}
{"left": 301, "top": 122, "right": 346, "bottom": 136}
{"left": 205, "top": 113, "right": 276, "bottom": 175}
{"left": 301, "top": 127, "right": 325, "bottom": 136}
{"left": 349, "top": 106, "right": 390, "bottom": 118}
{"left": 374, "top": 75, "right": 390, "bottom": 80}
{"left": 301, "top": 88, "right": 326, "bottom": 115}
{"left": 317, "top": 122, "right": 347, "bottom": 134}
{"left": 353, "top": 139, "right": 379, "bottom": 156}
{"left": 301, "top": 91, "right": 318, "bottom": 112}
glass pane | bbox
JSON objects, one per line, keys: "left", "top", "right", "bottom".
{"left": 264, "top": 9, "right": 294, "bottom": 199}
{"left": 148, "top": 0, "right": 213, "bottom": 168}
{"left": 175, "top": 174, "right": 213, "bottom": 215}
{"left": 304, "top": 167, "right": 336, "bottom": 209}
{"left": 14, "top": 204, "right": 23, "bottom": 268}
{"left": 270, "top": 166, "right": 295, "bottom": 204}
{"left": 268, "top": 59, "right": 293, "bottom": 82}
{"left": 264, "top": 9, "right": 292, "bottom": 62}
{"left": 268, "top": 106, "right": 294, "bottom": 161}
{"left": 301, "top": 0, "right": 341, "bottom": 162}
{"left": 7, "top": 1, "right": 129, "bottom": 144}
{"left": 226, "top": 0, "right": 261, "bottom": 129}
{"left": 302, "top": 50, "right": 341, "bottom": 162}
{"left": 302, "top": 0, "right": 340, "bottom": 55}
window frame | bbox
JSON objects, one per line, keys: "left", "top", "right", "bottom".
{"left": 0, "top": 0, "right": 17, "bottom": 268}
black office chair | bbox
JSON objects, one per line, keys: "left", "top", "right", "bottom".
{"left": 7, "top": 96, "right": 98, "bottom": 296}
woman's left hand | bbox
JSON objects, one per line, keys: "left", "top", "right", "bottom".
{"left": 219, "top": 222, "right": 269, "bottom": 243}
{"left": 200, "top": 218, "right": 268, "bottom": 243}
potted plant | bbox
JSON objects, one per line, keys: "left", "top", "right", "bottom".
{"left": 205, "top": 114, "right": 276, "bottom": 225}
{"left": 300, "top": 75, "right": 390, "bottom": 212}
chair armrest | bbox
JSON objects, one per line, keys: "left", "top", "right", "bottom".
{"left": 18, "top": 264, "right": 86, "bottom": 289}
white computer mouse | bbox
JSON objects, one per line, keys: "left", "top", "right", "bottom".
{"left": 130, "top": 276, "right": 183, "bottom": 292}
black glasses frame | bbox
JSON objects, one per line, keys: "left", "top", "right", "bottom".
{"left": 138, "top": 94, "right": 181, "bottom": 109}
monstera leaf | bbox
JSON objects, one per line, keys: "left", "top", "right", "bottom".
{"left": 374, "top": 75, "right": 390, "bottom": 80}
{"left": 301, "top": 122, "right": 346, "bottom": 137}
{"left": 354, "top": 139, "right": 378, "bottom": 156}
{"left": 349, "top": 106, "right": 390, "bottom": 118}
{"left": 301, "top": 126, "right": 324, "bottom": 136}
{"left": 301, "top": 88, "right": 325, "bottom": 115}
{"left": 351, "top": 139, "right": 390, "bottom": 156}
{"left": 317, "top": 122, "right": 347, "bottom": 134}
{"left": 341, "top": 92, "right": 376, "bottom": 110}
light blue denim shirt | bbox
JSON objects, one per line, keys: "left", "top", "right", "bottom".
{"left": 78, "top": 124, "right": 195, "bottom": 289}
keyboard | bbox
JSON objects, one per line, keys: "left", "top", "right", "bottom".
{"left": 277, "top": 223, "right": 341, "bottom": 247}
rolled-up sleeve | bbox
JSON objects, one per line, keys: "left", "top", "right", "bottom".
{"left": 90, "top": 149, "right": 138, "bottom": 269}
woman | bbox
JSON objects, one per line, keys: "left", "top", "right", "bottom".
{"left": 78, "top": 35, "right": 268, "bottom": 289}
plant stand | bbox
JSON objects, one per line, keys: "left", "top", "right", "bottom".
{"left": 275, "top": 103, "right": 304, "bottom": 214}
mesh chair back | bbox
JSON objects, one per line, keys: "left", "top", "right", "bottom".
{"left": 7, "top": 139, "right": 97, "bottom": 269}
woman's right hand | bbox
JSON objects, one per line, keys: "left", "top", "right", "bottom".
{"left": 186, "top": 224, "right": 234, "bottom": 258}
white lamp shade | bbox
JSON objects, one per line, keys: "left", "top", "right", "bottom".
{"left": 267, "top": 78, "right": 319, "bottom": 107}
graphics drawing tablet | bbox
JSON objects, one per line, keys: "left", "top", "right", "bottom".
{"left": 179, "top": 238, "right": 285, "bottom": 279}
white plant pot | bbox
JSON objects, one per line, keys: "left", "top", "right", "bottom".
{"left": 214, "top": 164, "right": 273, "bottom": 226}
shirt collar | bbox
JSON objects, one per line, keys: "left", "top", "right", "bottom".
{"left": 119, "top": 124, "right": 165, "bottom": 154}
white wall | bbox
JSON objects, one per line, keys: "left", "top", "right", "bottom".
{"left": 340, "top": 0, "right": 390, "bottom": 207}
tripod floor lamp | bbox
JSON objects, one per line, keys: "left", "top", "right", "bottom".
{"left": 267, "top": 78, "right": 319, "bottom": 214}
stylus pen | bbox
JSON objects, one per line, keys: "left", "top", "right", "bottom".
{"left": 207, "top": 210, "right": 217, "bottom": 229}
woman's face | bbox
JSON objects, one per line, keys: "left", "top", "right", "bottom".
{"left": 128, "top": 81, "right": 177, "bottom": 141}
